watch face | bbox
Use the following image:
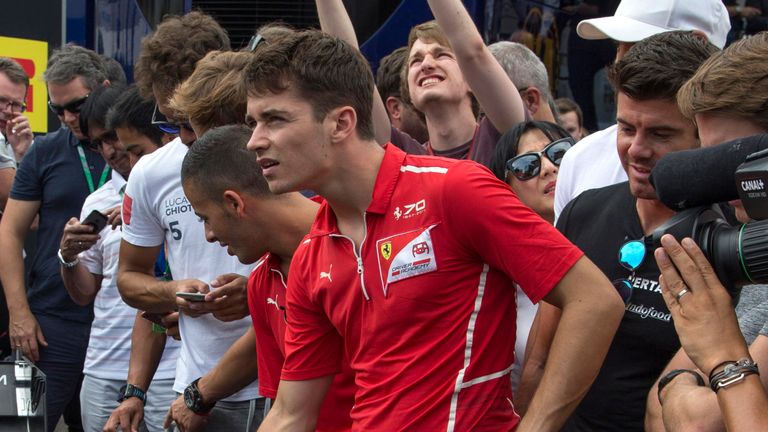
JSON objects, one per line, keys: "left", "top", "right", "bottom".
{"left": 184, "top": 386, "right": 196, "bottom": 409}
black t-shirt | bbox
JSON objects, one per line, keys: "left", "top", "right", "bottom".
{"left": 557, "top": 182, "right": 680, "bottom": 432}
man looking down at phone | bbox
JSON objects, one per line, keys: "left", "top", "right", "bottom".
{"left": 58, "top": 84, "right": 179, "bottom": 432}
{"left": 114, "top": 14, "right": 263, "bottom": 431}
{"left": 0, "top": 44, "right": 109, "bottom": 430}
{"left": 166, "top": 125, "right": 355, "bottom": 432}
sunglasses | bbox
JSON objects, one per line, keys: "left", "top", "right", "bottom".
{"left": 246, "top": 33, "right": 266, "bottom": 52}
{"left": 151, "top": 103, "right": 193, "bottom": 134}
{"left": 48, "top": 95, "right": 89, "bottom": 116}
{"left": 612, "top": 239, "right": 647, "bottom": 304}
{"left": 505, "top": 136, "right": 574, "bottom": 181}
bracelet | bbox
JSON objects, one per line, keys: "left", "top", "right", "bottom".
{"left": 57, "top": 248, "right": 79, "bottom": 268}
{"left": 709, "top": 358, "right": 760, "bottom": 393}
{"left": 657, "top": 369, "right": 706, "bottom": 404}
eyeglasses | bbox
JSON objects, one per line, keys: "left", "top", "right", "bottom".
{"left": 151, "top": 104, "right": 193, "bottom": 134}
{"left": 48, "top": 95, "right": 89, "bottom": 116}
{"left": 505, "top": 136, "right": 574, "bottom": 181}
{"left": 0, "top": 96, "right": 26, "bottom": 113}
{"left": 612, "top": 239, "right": 647, "bottom": 304}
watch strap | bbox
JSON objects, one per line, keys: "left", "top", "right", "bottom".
{"left": 185, "top": 378, "right": 215, "bottom": 414}
{"left": 117, "top": 383, "right": 147, "bottom": 405}
{"left": 57, "top": 249, "right": 79, "bottom": 268}
{"left": 657, "top": 369, "right": 705, "bottom": 404}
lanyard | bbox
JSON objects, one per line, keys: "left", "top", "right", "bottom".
{"left": 77, "top": 144, "right": 110, "bottom": 193}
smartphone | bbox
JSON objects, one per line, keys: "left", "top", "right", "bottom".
{"left": 81, "top": 209, "right": 108, "bottom": 233}
{"left": 175, "top": 292, "right": 207, "bottom": 302}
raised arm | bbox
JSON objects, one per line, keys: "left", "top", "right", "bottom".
{"left": 258, "top": 376, "right": 334, "bottom": 431}
{"left": 427, "top": 0, "right": 525, "bottom": 132}
{"left": 519, "top": 257, "right": 624, "bottom": 431}
{"left": 316, "top": 0, "right": 391, "bottom": 145}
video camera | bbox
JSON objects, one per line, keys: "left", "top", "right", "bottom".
{"left": 649, "top": 133, "right": 768, "bottom": 294}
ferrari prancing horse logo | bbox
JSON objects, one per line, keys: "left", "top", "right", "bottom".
{"left": 381, "top": 241, "right": 392, "bottom": 260}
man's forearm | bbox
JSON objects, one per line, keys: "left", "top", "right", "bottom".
{"left": 519, "top": 297, "right": 622, "bottom": 430}
{"left": 117, "top": 269, "right": 177, "bottom": 311}
{"left": 197, "top": 327, "right": 258, "bottom": 403}
{"left": 60, "top": 264, "right": 100, "bottom": 306}
{"left": 127, "top": 313, "right": 167, "bottom": 390}
{"left": 0, "top": 229, "right": 31, "bottom": 315}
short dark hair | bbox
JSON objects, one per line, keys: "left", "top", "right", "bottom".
{"left": 134, "top": 11, "right": 230, "bottom": 103}
{"left": 0, "top": 57, "right": 29, "bottom": 88}
{"left": 609, "top": 31, "right": 718, "bottom": 101}
{"left": 377, "top": 46, "right": 408, "bottom": 101}
{"left": 101, "top": 55, "right": 127, "bottom": 85}
{"left": 106, "top": 85, "right": 163, "bottom": 146}
{"left": 245, "top": 30, "right": 375, "bottom": 140}
{"left": 79, "top": 84, "right": 126, "bottom": 138}
{"left": 44, "top": 44, "right": 107, "bottom": 90}
{"left": 490, "top": 120, "right": 571, "bottom": 181}
{"left": 181, "top": 124, "right": 271, "bottom": 200}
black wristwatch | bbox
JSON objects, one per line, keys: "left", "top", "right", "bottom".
{"left": 657, "top": 369, "right": 705, "bottom": 404}
{"left": 184, "top": 378, "right": 215, "bottom": 414}
{"left": 117, "top": 383, "right": 147, "bottom": 405}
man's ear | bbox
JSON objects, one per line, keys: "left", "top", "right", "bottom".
{"left": 520, "top": 87, "right": 541, "bottom": 116}
{"left": 328, "top": 106, "right": 357, "bottom": 143}
{"left": 385, "top": 96, "right": 403, "bottom": 121}
{"left": 222, "top": 190, "right": 246, "bottom": 217}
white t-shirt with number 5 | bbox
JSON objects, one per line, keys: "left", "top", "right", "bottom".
{"left": 122, "top": 137, "right": 259, "bottom": 401}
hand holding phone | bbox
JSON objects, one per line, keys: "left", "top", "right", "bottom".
{"left": 175, "top": 292, "right": 207, "bottom": 302}
{"left": 81, "top": 209, "right": 108, "bottom": 233}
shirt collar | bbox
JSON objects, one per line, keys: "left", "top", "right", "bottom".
{"left": 309, "top": 143, "right": 406, "bottom": 237}
{"left": 111, "top": 169, "right": 127, "bottom": 194}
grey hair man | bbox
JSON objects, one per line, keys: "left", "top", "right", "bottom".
{"left": 0, "top": 43, "right": 109, "bottom": 430}
{"left": 489, "top": 41, "right": 557, "bottom": 123}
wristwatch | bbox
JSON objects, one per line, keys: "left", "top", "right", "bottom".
{"left": 117, "top": 383, "right": 147, "bottom": 405}
{"left": 184, "top": 378, "right": 215, "bottom": 414}
{"left": 57, "top": 248, "right": 79, "bottom": 268}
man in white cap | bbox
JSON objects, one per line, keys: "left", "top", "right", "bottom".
{"left": 554, "top": 0, "right": 730, "bottom": 222}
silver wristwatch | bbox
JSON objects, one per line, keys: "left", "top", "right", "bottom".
{"left": 57, "top": 249, "right": 79, "bottom": 268}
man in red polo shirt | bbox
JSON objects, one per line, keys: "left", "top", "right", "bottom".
{"left": 176, "top": 125, "right": 355, "bottom": 431}
{"left": 247, "top": 30, "right": 624, "bottom": 431}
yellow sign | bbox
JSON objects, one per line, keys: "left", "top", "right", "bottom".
{"left": 0, "top": 36, "right": 49, "bottom": 133}
{"left": 381, "top": 241, "right": 392, "bottom": 260}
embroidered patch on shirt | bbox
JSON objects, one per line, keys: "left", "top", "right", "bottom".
{"left": 376, "top": 225, "right": 438, "bottom": 295}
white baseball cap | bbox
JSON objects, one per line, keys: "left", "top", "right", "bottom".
{"left": 577, "top": 0, "right": 731, "bottom": 48}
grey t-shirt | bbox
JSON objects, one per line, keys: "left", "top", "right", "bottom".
{"left": 736, "top": 284, "right": 768, "bottom": 344}
{"left": 0, "top": 151, "right": 14, "bottom": 170}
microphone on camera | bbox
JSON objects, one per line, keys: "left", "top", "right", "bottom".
{"left": 650, "top": 134, "right": 768, "bottom": 211}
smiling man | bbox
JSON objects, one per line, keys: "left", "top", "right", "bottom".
{"left": 552, "top": 32, "right": 719, "bottom": 431}
{"left": 0, "top": 44, "right": 109, "bottom": 431}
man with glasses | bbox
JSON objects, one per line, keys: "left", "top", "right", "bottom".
{"left": 0, "top": 44, "right": 109, "bottom": 431}
{"left": 0, "top": 57, "right": 33, "bottom": 164}
{"left": 542, "top": 32, "right": 719, "bottom": 431}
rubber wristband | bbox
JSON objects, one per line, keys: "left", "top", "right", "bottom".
{"left": 657, "top": 369, "right": 705, "bottom": 404}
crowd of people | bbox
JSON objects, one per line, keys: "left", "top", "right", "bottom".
{"left": 0, "top": 0, "right": 766, "bottom": 431}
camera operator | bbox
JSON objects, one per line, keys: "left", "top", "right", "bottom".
{"left": 645, "top": 32, "right": 768, "bottom": 432}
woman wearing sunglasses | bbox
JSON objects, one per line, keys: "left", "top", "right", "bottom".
{"left": 488, "top": 121, "right": 574, "bottom": 404}
{"left": 490, "top": 121, "right": 574, "bottom": 224}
